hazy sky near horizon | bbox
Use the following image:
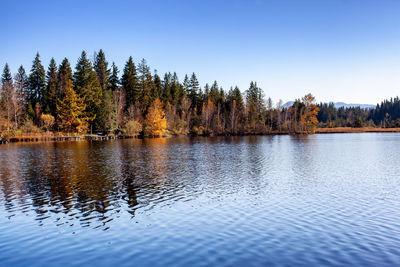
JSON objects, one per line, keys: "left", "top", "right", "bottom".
{"left": 1, "top": 0, "right": 399, "bottom": 104}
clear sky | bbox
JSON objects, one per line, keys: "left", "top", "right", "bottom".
{"left": 1, "top": 0, "right": 399, "bottom": 104}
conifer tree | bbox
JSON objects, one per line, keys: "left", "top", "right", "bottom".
{"left": 44, "top": 58, "right": 58, "bottom": 115}
{"left": 162, "top": 73, "right": 172, "bottom": 104}
{"left": 1, "top": 64, "right": 14, "bottom": 130}
{"left": 109, "top": 62, "right": 120, "bottom": 91}
{"left": 57, "top": 80, "right": 87, "bottom": 133}
{"left": 14, "top": 65, "right": 29, "bottom": 124}
{"left": 57, "top": 58, "right": 73, "bottom": 99}
{"left": 74, "top": 51, "right": 102, "bottom": 132}
{"left": 137, "top": 58, "right": 154, "bottom": 110}
{"left": 121, "top": 56, "right": 139, "bottom": 108}
{"left": 189, "top": 73, "right": 200, "bottom": 108}
{"left": 28, "top": 53, "right": 46, "bottom": 111}
{"left": 94, "top": 49, "right": 110, "bottom": 92}
{"left": 183, "top": 74, "right": 190, "bottom": 95}
{"left": 152, "top": 71, "right": 162, "bottom": 100}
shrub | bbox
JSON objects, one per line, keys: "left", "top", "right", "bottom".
{"left": 123, "top": 119, "right": 142, "bottom": 137}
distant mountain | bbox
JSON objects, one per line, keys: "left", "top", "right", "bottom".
{"left": 282, "top": 101, "right": 375, "bottom": 109}
{"left": 332, "top": 102, "right": 375, "bottom": 109}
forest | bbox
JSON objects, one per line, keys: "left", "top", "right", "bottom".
{"left": 0, "top": 50, "right": 399, "bottom": 140}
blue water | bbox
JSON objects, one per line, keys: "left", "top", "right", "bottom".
{"left": 1, "top": 134, "right": 400, "bottom": 266}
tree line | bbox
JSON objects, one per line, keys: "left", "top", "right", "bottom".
{"left": 317, "top": 98, "right": 400, "bottom": 128}
{"left": 1, "top": 50, "right": 321, "bottom": 139}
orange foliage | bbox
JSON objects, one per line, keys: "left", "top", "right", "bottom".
{"left": 145, "top": 98, "right": 167, "bottom": 137}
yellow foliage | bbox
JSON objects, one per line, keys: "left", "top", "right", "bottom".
{"left": 57, "top": 80, "right": 88, "bottom": 133}
{"left": 124, "top": 119, "right": 142, "bottom": 137}
{"left": 40, "top": 114, "right": 55, "bottom": 131}
{"left": 301, "top": 103, "right": 320, "bottom": 133}
{"left": 145, "top": 98, "right": 167, "bottom": 137}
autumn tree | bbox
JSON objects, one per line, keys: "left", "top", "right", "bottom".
{"left": 123, "top": 119, "right": 142, "bottom": 137}
{"left": 227, "top": 86, "right": 244, "bottom": 134}
{"left": 144, "top": 98, "right": 167, "bottom": 137}
{"left": 301, "top": 93, "right": 320, "bottom": 133}
{"left": 40, "top": 113, "right": 55, "bottom": 131}
{"left": 57, "top": 80, "right": 87, "bottom": 133}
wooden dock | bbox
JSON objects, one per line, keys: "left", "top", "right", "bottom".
{"left": 84, "top": 136, "right": 117, "bottom": 141}
{"left": 8, "top": 136, "right": 81, "bottom": 143}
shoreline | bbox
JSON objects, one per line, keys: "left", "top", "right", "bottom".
{"left": 1, "top": 127, "right": 400, "bottom": 144}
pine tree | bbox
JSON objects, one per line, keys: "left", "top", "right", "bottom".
{"left": 170, "top": 72, "right": 183, "bottom": 106}
{"left": 94, "top": 49, "right": 110, "bottom": 92}
{"left": 137, "top": 58, "right": 154, "bottom": 110}
{"left": 121, "top": 56, "right": 139, "bottom": 108}
{"left": 14, "top": 65, "right": 29, "bottom": 125}
{"left": 183, "top": 74, "right": 190, "bottom": 95}
{"left": 57, "top": 80, "right": 87, "bottom": 133}
{"left": 28, "top": 53, "right": 46, "bottom": 111}
{"left": 44, "top": 58, "right": 58, "bottom": 115}
{"left": 189, "top": 73, "right": 200, "bottom": 108}
{"left": 57, "top": 58, "right": 73, "bottom": 99}
{"left": 74, "top": 51, "right": 102, "bottom": 132}
{"left": 162, "top": 73, "right": 172, "bottom": 104}
{"left": 109, "top": 62, "right": 119, "bottom": 91}
{"left": 1, "top": 64, "right": 12, "bottom": 84}
{"left": 246, "top": 81, "right": 265, "bottom": 131}
{"left": 1, "top": 64, "right": 14, "bottom": 130}
{"left": 152, "top": 70, "right": 162, "bottom": 100}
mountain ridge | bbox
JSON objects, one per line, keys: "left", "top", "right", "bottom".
{"left": 282, "top": 101, "right": 375, "bottom": 109}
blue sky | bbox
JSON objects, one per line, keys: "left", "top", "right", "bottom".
{"left": 1, "top": 0, "right": 399, "bottom": 104}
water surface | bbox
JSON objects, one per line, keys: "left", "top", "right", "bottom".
{"left": 1, "top": 134, "right": 400, "bottom": 266}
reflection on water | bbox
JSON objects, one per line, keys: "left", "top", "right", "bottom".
{"left": 1, "top": 134, "right": 400, "bottom": 266}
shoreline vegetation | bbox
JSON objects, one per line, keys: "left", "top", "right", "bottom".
{"left": 1, "top": 50, "right": 400, "bottom": 143}
{"left": 1, "top": 127, "right": 400, "bottom": 144}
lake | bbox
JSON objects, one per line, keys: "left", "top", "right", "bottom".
{"left": 1, "top": 133, "right": 400, "bottom": 266}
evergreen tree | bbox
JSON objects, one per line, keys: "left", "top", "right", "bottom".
{"left": 246, "top": 81, "right": 265, "bottom": 131}
{"left": 170, "top": 72, "right": 183, "bottom": 106}
{"left": 57, "top": 58, "right": 73, "bottom": 99}
{"left": 1, "top": 64, "right": 14, "bottom": 117}
{"left": 152, "top": 70, "right": 162, "bottom": 100}
{"left": 1, "top": 63, "right": 12, "bottom": 84}
{"left": 28, "top": 53, "right": 46, "bottom": 110}
{"left": 44, "top": 58, "right": 58, "bottom": 115}
{"left": 74, "top": 51, "right": 102, "bottom": 132}
{"left": 183, "top": 74, "right": 190, "bottom": 95}
{"left": 188, "top": 72, "right": 200, "bottom": 108}
{"left": 14, "top": 65, "right": 29, "bottom": 120}
{"left": 94, "top": 49, "right": 110, "bottom": 92}
{"left": 109, "top": 62, "right": 120, "bottom": 91}
{"left": 137, "top": 58, "right": 154, "bottom": 110}
{"left": 121, "top": 56, "right": 139, "bottom": 108}
{"left": 162, "top": 73, "right": 172, "bottom": 104}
